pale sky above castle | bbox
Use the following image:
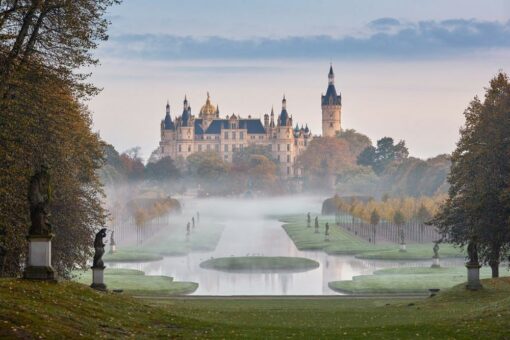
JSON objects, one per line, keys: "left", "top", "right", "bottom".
{"left": 88, "top": 0, "right": 510, "bottom": 160}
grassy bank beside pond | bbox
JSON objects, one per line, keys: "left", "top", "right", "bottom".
{"left": 3, "top": 278, "right": 510, "bottom": 338}
{"left": 329, "top": 266, "right": 510, "bottom": 294}
{"left": 355, "top": 243, "right": 465, "bottom": 260}
{"left": 72, "top": 268, "right": 198, "bottom": 296}
{"left": 103, "top": 249, "right": 163, "bottom": 263}
{"left": 280, "top": 214, "right": 465, "bottom": 260}
{"left": 200, "top": 256, "right": 320, "bottom": 272}
{"left": 121, "top": 223, "right": 225, "bottom": 257}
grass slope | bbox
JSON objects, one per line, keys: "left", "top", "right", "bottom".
{"left": 281, "top": 214, "right": 464, "bottom": 260}
{"left": 200, "top": 256, "right": 319, "bottom": 272}
{"left": 72, "top": 268, "right": 198, "bottom": 296}
{"left": 2, "top": 278, "right": 510, "bottom": 338}
{"left": 329, "top": 266, "right": 510, "bottom": 294}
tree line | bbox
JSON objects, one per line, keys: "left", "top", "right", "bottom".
{"left": 0, "top": 0, "right": 119, "bottom": 277}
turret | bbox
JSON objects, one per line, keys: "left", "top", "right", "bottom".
{"left": 270, "top": 107, "right": 275, "bottom": 127}
{"left": 278, "top": 95, "right": 290, "bottom": 127}
{"left": 164, "top": 101, "right": 174, "bottom": 130}
{"left": 321, "top": 64, "right": 342, "bottom": 137}
{"left": 264, "top": 113, "right": 269, "bottom": 128}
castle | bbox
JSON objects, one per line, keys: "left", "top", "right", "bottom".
{"left": 157, "top": 65, "right": 342, "bottom": 178}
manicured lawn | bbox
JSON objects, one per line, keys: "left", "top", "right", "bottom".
{"left": 2, "top": 278, "right": 510, "bottom": 338}
{"left": 329, "top": 266, "right": 510, "bottom": 294}
{"left": 355, "top": 243, "right": 465, "bottom": 260}
{"left": 123, "top": 223, "right": 225, "bottom": 257}
{"left": 72, "top": 269, "right": 198, "bottom": 296}
{"left": 281, "top": 214, "right": 465, "bottom": 260}
{"left": 103, "top": 249, "right": 163, "bottom": 263}
{"left": 200, "top": 256, "right": 320, "bottom": 272}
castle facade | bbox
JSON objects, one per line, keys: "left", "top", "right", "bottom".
{"left": 157, "top": 65, "right": 342, "bottom": 178}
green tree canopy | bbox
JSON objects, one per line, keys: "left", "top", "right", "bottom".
{"left": 432, "top": 72, "right": 510, "bottom": 278}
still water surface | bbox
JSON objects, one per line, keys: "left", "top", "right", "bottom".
{"left": 112, "top": 196, "right": 460, "bottom": 295}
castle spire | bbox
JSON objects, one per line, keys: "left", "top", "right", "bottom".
{"left": 328, "top": 63, "right": 334, "bottom": 85}
{"left": 166, "top": 100, "right": 170, "bottom": 114}
{"left": 282, "top": 95, "right": 287, "bottom": 110}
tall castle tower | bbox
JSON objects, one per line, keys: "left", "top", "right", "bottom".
{"left": 321, "top": 65, "right": 342, "bottom": 137}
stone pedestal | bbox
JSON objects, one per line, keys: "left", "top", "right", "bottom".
{"left": 466, "top": 263, "right": 482, "bottom": 290}
{"left": 431, "top": 257, "right": 440, "bottom": 268}
{"left": 399, "top": 243, "right": 407, "bottom": 252}
{"left": 23, "top": 234, "right": 57, "bottom": 281}
{"left": 90, "top": 266, "right": 107, "bottom": 291}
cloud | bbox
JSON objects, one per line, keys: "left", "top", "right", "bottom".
{"left": 99, "top": 18, "right": 510, "bottom": 61}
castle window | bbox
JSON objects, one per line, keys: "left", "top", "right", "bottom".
{"left": 215, "top": 144, "right": 220, "bottom": 151}
{"left": 232, "top": 132, "right": 236, "bottom": 139}
{"left": 224, "top": 144, "right": 228, "bottom": 152}
{"left": 277, "top": 155, "right": 281, "bottom": 161}
{"left": 330, "top": 123, "right": 333, "bottom": 127}
{"left": 224, "top": 132, "right": 228, "bottom": 139}
{"left": 178, "top": 144, "right": 182, "bottom": 152}
{"left": 287, "top": 167, "right": 290, "bottom": 175}
{"left": 287, "top": 144, "right": 290, "bottom": 151}
{"left": 277, "top": 144, "right": 281, "bottom": 151}
{"left": 287, "top": 155, "right": 290, "bottom": 163}
{"left": 240, "top": 132, "right": 244, "bottom": 140}
{"left": 198, "top": 145, "right": 202, "bottom": 152}
{"left": 188, "top": 145, "right": 191, "bottom": 152}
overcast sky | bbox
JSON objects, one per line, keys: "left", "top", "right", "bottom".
{"left": 89, "top": 0, "right": 510, "bottom": 160}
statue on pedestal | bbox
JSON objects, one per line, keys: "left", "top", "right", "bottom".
{"left": 109, "top": 230, "right": 116, "bottom": 254}
{"left": 28, "top": 164, "right": 52, "bottom": 236}
{"left": 467, "top": 241, "right": 479, "bottom": 265}
{"left": 92, "top": 228, "right": 108, "bottom": 269}
{"left": 91, "top": 228, "right": 108, "bottom": 290}
{"left": 433, "top": 241, "right": 440, "bottom": 259}
{"left": 466, "top": 240, "right": 482, "bottom": 290}
{"left": 24, "top": 164, "right": 57, "bottom": 281}
{"left": 314, "top": 216, "right": 319, "bottom": 233}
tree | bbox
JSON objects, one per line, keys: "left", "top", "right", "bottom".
{"left": 393, "top": 210, "right": 406, "bottom": 246}
{"left": 145, "top": 156, "right": 180, "bottom": 182}
{"left": 337, "top": 129, "right": 372, "bottom": 158}
{"left": 370, "top": 209, "right": 380, "bottom": 244}
{"left": 0, "top": 63, "right": 106, "bottom": 276}
{"left": 357, "top": 145, "right": 376, "bottom": 168}
{"left": 0, "top": 0, "right": 120, "bottom": 97}
{"left": 187, "top": 151, "right": 230, "bottom": 181}
{"left": 432, "top": 72, "right": 510, "bottom": 278}
{"left": 296, "top": 137, "right": 356, "bottom": 189}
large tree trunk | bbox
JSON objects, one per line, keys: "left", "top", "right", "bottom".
{"left": 489, "top": 260, "right": 499, "bottom": 278}
{"left": 489, "top": 246, "right": 501, "bottom": 278}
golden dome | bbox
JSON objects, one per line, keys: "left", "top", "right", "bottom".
{"left": 199, "top": 92, "right": 217, "bottom": 117}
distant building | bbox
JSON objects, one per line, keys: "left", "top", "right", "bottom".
{"left": 156, "top": 65, "right": 342, "bottom": 178}
{"left": 321, "top": 64, "right": 342, "bottom": 137}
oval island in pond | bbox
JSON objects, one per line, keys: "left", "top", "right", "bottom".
{"left": 200, "top": 256, "right": 320, "bottom": 272}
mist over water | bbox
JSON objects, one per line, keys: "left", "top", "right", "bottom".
{"left": 112, "top": 195, "right": 462, "bottom": 295}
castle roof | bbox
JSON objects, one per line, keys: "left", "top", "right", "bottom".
{"left": 203, "top": 119, "right": 265, "bottom": 134}
{"left": 322, "top": 84, "right": 341, "bottom": 106}
{"left": 322, "top": 65, "right": 341, "bottom": 106}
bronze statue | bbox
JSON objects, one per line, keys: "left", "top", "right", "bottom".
{"left": 307, "top": 213, "right": 311, "bottom": 227}
{"left": 92, "top": 228, "right": 108, "bottom": 268}
{"left": 28, "top": 164, "right": 52, "bottom": 235}
{"left": 433, "top": 241, "right": 440, "bottom": 258}
{"left": 467, "top": 241, "right": 479, "bottom": 265}
{"left": 110, "top": 230, "right": 116, "bottom": 247}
